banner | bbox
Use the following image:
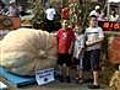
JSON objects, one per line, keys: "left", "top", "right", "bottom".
{"left": 98, "top": 21, "right": 120, "bottom": 31}
{"left": 35, "top": 68, "right": 55, "bottom": 85}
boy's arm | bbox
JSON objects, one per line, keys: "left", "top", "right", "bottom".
{"left": 68, "top": 41, "right": 74, "bottom": 54}
{"left": 86, "top": 37, "right": 104, "bottom": 46}
{"left": 76, "top": 47, "right": 84, "bottom": 59}
{"left": 69, "top": 32, "right": 75, "bottom": 54}
{"left": 76, "top": 35, "right": 85, "bottom": 58}
{"left": 55, "top": 31, "right": 60, "bottom": 51}
{"left": 86, "top": 27, "right": 104, "bottom": 46}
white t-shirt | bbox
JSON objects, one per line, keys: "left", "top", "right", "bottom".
{"left": 109, "top": 15, "right": 119, "bottom": 21}
{"left": 45, "top": 8, "right": 56, "bottom": 21}
{"left": 85, "top": 27, "right": 104, "bottom": 51}
{"left": 73, "top": 33, "right": 85, "bottom": 58}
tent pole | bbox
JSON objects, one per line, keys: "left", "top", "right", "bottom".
{"left": 107, "top": 2, "right": 110, "bottom": 20}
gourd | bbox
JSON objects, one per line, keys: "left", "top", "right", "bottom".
{"left": 0, "top": 28, "right": 57, "bottom": 75}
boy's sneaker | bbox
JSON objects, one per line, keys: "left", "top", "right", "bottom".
{"left": 75, "top": 78, "right": 83, "bottom": 84}
{"left": 87, "top": 84, "right": 100, "bottom": 89}
{"left": 66, "top": 76, "right": 71, "bottom": 83}
{"left": 84, "top": 78, "right": 93, "bottom": 83}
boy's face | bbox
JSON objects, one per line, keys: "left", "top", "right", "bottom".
{"left": 62, "top": 20, "right": 69, "bottom": 29}
{"left": 89, "top": 17, "right": 98, "bottom": 27}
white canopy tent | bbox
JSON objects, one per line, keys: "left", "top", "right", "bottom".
{"left": 108, "top": 0, "right": 120, "bottom": 3}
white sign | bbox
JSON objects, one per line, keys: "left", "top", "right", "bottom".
{"left": 35, "top": 68, "right": 55, "bottom": 85}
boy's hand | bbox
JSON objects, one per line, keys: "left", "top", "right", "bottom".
{"left": 86, "top": 41, "right": 92, "bottom": 46}
{"left": 86, "top": 37, "right": 104, "bottom": 46}
{"left": 68, "top": 49, "right": 72, "bottom": 55}
{"left": 76, "top": 53, "right": 79, "bottom": 59}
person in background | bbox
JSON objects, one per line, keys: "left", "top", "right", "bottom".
{"left": 18, "top": 5, "right": 25, "bottom": 17}
{"left": 7, "top": 0, "right": 19, "bottom": 16}
{"left": 56, "top": 20, "right": 75, "bottom": 83}
{"left": 73, "top": 25, "right": 85, "bottom": 83}
{"left": 109, "top": 9, "right": 119, "bottom": 22}
{"left": 0, "top": 1, "right": 5, "bottom": 15}
{"left": 97, "top": 10, "right": 108, "bottom": 21}
{"left": 61, "top": 6, "right": 70, "bottom": 20}
{"left": 89, "top": 5, "right": 101, "bottom": 20}
{"left": 85, "top": 15, "right": 104, "bottom": 89}
{"left": 45, "top": 5, "right": 56, "bottom": 32}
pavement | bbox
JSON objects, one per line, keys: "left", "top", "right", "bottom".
{"left": 17, "top": 81, "right": 108, "bottom": 90}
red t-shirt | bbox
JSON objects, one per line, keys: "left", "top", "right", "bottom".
{"left": 61, "top": 7, "right": 70, "bottom": 20}
{"left": 57, "top": 28, "right": 75, "bottom": 54}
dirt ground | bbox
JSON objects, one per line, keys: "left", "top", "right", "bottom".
{"left": 0, "top": 77, "right": 108, "bottom": 90}
{"left": 17, "top": 81, "right": 108, "bottom": 90}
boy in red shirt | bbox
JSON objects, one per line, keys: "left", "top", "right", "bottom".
{"left": 56, "top": 20, "right": 75, "bottom": 82}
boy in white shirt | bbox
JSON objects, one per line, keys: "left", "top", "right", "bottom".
{"left": 85, "top": 15, "right": 104, "bottom": 89}
{"left": 73, "top": 25, "right": 85, "bottom": 83}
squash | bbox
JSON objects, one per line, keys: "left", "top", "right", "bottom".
{"left": 0, "top": 28, "right": 57, "bottom": 75}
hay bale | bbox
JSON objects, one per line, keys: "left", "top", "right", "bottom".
{"left": 0, "top": 28, "right": 57, "bottom": 75}
{"left": 109, "top": 71, "right": 120, "bottom": 90}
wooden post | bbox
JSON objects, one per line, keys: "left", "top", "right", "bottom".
{"left": 107, "top": 3, "right": 110, "bottom": 19}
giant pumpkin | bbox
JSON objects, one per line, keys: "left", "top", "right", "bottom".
{"left": 0, "top": 28, "right": 57, "bottom": 75}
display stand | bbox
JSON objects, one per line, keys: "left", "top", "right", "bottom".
{"left": 0, "top": 67, "right": 36, "bottom": 88}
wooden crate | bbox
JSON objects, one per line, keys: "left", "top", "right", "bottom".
{"left": 0, "top": 15, "right": 21, "bottom": 30}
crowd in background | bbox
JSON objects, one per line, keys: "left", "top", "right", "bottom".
{"left": 0, "top": 0, "right": 120, "bottom": 30}
{"left": 44, "top": 1, "right": 120, "bottom": 32}
{"left": 0, "top": 0, "right": 25, "bottom": 17}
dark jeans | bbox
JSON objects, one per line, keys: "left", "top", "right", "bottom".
{"left": 83, "top": 49, "right": 100, "bottom": 71}
{"left": 57, "top": 53, "right": 72, "bottom": 67}
{"left": 46, "top": 19, "right": 54, "bottom": 32}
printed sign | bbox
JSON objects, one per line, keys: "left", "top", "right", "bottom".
{"left": 35, "top": 68, "right": 55, "bottom": 85}
{"left": 98, "top": 21, "right": 120, "bottom": 31}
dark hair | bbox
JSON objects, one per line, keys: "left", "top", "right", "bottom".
{"left": 49, "top": 5, "right": 53, "bottom": 8}
{"left": 81, "top": 29, "right": 85, "bottom": 34}
{"left": 77, "top": 29, "right": 85, "bottom": 35}
{"left": 111, "top": 9, "right": 116, "bottom": 14}
{"left": 88, "top": 15, "right": 97, "bottom": 21}
{"left": 89, "top": 15, "right": 97, "bottom": 19}
{"left": 112, "top": 9, "right": 115, "bottom": 11}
